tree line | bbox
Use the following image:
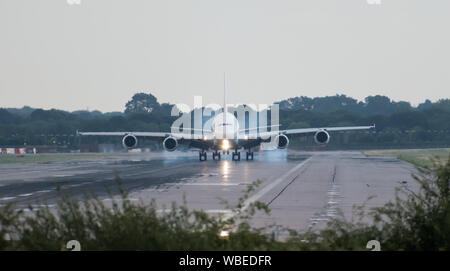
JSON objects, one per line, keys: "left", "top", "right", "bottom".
{"left": 0, "top": 93, "right": 449, "bottom": 148}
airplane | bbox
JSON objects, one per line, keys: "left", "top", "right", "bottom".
{"left": 78, "top": 80, "right": 375, "bottom": 161}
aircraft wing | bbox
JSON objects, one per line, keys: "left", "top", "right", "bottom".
{"left": 283, "top": 125, "right": 375, "bottom": 135}
{"left": 239, "top": 124, "right": 375, "bottom": 139}
{"left": 77, "top": 131, "right": 205, "bottom": 140}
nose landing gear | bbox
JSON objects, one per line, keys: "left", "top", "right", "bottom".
{"left": 212, "top": 151, "right": 221, "bottom": 161}
{"left": 199, "top": 151, "right": 207, "bottom": 161}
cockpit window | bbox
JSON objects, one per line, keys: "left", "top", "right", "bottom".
{"left": 220, "top": 123, "right": 232, "bottom": 126}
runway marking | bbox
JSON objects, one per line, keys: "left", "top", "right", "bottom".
{"left": 156, "top": 209, "right": 233, "bottom": 214}
{"left": 68, "top": 183, "right": 86, "bottom": 188}
{"left": 36, "top": 190, "right": 52, "bottom": 193}
{"left": 102, "top": 198, "right": 139, "bottom": 202}
{"left": 223, "top": 157, "right": 312, "bottom": 220}
{"left": 204, "top": 209, "right": 233, "bottom": 214}
{"left": 165, "top": 183, "right": 242, "bottom": 186}
{"left": 0, "top": 197, "right": 17, "bottom": 201}
{"left": 267, "top": 174, "right": 299, "bottom": 206}
{"left": 309, "top": 218, "right": 329, "bottom": 221}
{"left": 332, "top": 165, "right": 337, "bottom": 183}
{"left": 18, "top": 193, "right": 33, "bottom": 197}
{"left": 31, "top": 204, "right": 56, "bottom": 208}
{"left": 308, "top": 168, "right": 342, "bottom": 229}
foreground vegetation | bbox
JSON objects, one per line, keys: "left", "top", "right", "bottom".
{"left": 364, "top": 148, "right": 450, "bottom": 167}
{"left": 0, "top": 156, "right": 449, "bottom": 250}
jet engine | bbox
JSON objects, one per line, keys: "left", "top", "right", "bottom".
{"left": 275, "top": 134, "right": 289, "bottom": 149}
{"left": 122, "top": 134, "right": 138, "bottom": 149}
{"left": 163, "top": 136, "right": 178, "bottom": 152}
{"left": 314, "top": 130, "right": 330, "bottom": 145}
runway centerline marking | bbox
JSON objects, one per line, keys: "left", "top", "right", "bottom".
{"left": 18, "top": 193, "right": 33, "bottom": 197}
{"left": 165, "top": 183, "right": 243, "bottom": 186}
{"left": 223, "top": 157, "right": 312, "bottom": 220}
{"left": 0, "top": 197, "right": 17, "bottom": 201}
{"left": 156, "top": 209, "right": 233, "bottom": 214}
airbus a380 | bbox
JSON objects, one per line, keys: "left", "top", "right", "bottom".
{"left": 79, "top": 84, "right": 375, "bottom": 161}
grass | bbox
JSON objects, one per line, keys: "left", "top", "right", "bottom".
{"left": 0, "top": 152, "right": 131, "bottom": 164}
{"left": 364, "top": 148, "right": 450, "bottom": 167}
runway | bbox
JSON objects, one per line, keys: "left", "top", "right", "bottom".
{"left": 0, "top": 150, "right": 419, "bottom": 232}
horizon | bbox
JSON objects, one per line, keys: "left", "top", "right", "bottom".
{"left": 2, "top": 92, "right": 445, "bottom": 114}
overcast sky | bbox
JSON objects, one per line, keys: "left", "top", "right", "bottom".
{"left": 0, "top": 0, "right": 449, "bottom": 112}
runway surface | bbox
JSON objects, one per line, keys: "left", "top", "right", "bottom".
{"left": 0, "top": 150, "right": 419, "bottom": 233}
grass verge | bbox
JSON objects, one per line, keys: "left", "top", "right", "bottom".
{"left": 0, "top": 152, "right": 132, "bottom": 164}
{"left": 364, "top": 148, "right": 450, "bottom": 167}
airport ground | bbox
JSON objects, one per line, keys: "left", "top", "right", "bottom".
{"left": 0, "top": 149, "right": 430, "bottom": 236}
{"left": 364, "top": 148, "right": 450, "bottom": 167}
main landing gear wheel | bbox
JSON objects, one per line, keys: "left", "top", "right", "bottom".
{"left": 246, "top": 151, "right": 254, "bottom": 161}
{"left": 212, "top": 151, "right": 221, "bottom": 161}
{"left": 232, "top": 151, "right": 241, "bottom": 161}
{"left": 199, "top": 151, "right": 207, "bottom": 161}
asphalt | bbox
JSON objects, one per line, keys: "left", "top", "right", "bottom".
{"left": 0, "top": 150, "right": 419, "bottom": 233}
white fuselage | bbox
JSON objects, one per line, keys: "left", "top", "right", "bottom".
{"left": 211, "top": 112, "right": 239, "bottom": 140}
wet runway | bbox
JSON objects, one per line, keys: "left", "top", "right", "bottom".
{"left": 0, "top": 150, "right": 419, "bottom": 232}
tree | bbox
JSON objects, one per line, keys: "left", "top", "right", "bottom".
{"left": 418, "top": 99, "right": 432, "bottom": 111}
{"left": 364, "top": 95, "right": 394, "bottom": 115}
{"left": 124, "top": 93, "right": 160, "bottom": 114}
{"left": 0, "top": 109, "right": 20, "bottom": 124}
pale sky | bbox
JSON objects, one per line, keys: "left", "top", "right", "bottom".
{"left": 0, "top": 0, "right": 449, "bottom": 112}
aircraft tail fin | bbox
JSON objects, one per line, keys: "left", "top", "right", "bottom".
{"left": 223, "top": 73, "right": 227, "bottom": 123}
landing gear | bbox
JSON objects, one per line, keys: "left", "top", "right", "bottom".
{"left": 199, "top": 151, "right": 207, "bottom": 161}
{"left": 246, "top": 151, "right": 254, "bottom": 161}
{"left": 232, "top": 150, "right": 241, "bottom": 161}
{"left": 212, "top": 151, "right": 221, "bottom": 161}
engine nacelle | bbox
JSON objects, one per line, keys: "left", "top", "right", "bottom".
{"left": 275, "top": 134, "right": 289, "bottom": 149}
{"left": 163, "top": 136, "right": 178, "bottom": 152}
{"left": 122, "top": 134, "right": 138, "bottom": 149}
{"left": 314, "top": 130, "right": 330, "bottom": 145}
